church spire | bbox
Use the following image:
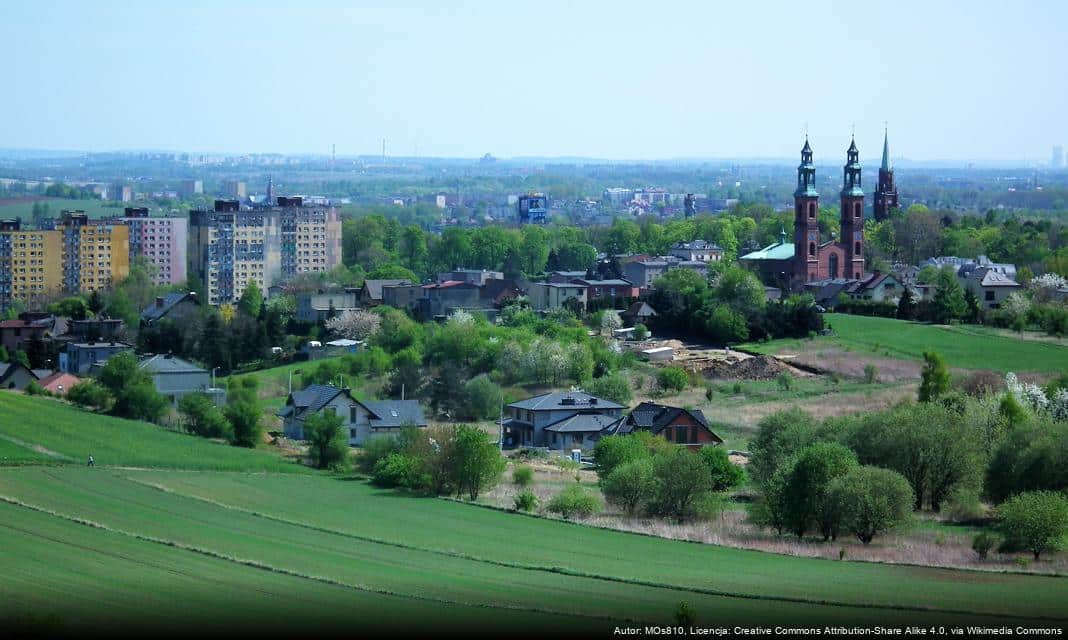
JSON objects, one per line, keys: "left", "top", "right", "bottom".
{"left": 881, "top": 127, "right": 891, "bottom": 171}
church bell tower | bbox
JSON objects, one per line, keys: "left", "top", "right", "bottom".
{"left": 793, "top": 138, "right": 820, "bottom": 282}
{"left": 840, "top": 137, "right": 865, "bottom": 280}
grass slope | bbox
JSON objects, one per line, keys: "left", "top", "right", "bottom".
{"left": 0, "top": 394, "right": 306, "bottom": 473}
{"left": 0, "top": 467, "right": 1063, "bottom": 627}
{"left": 744, "top": 313, "right": 1068, "bottom": 373}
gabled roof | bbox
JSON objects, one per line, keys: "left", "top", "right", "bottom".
{"left": 974, "top": 268, "right": 1021, "bottom": 288}
{"left": 740, "top": 241, "right": 795, "bottom": 261}
{"left": 508, "top": 391, "right": 624, "bottom": 411}
{"left": 139, "top": 354, "right": 207, "bottom": 374}
{"left": 362, "top": 279, "right": 413, "bottom": 300}
{"left": 620, "top": 401, "right": 722, "bottom": 443}
{"left": 543, "top": 413, "right": 624, "bottom": 434}
{"left": 38, "top": 371, "right": 81, "bottom": 393}
{"left": 570, "top": 278, "right": 633, "bottom": 287}
{"left": 363, "top": 400, "right": 427, "bottom": 428}
{"left": 624, "top": 301, "right": 657, "bottom": 318}
{"left": 141, "top": 292, "right": 198, "bottom": 322}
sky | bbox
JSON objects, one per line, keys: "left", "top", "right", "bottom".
{"left": 2, "top": 0, "right": 1066, "bottom": 163}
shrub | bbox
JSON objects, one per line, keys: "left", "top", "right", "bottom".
{"left": 776, "top": 372, "right": 794, "bottom": 391}
{"left": 673, "top": 601, "right": 697, "bottom": 626}
{"left": 359, "top": 435, "right": 400, "bottom": 473}
{"left": 826, "top": 466, "right": 913, "bottom": 544}
{"left": 944, "top": 487, "right": 984, "bottom": 523}
{"left": 998, "top": 490, "right": 1068, "bottom": 560}
{"left": 512, "top": 465, "right": 535, "bottom": 487}
{"left": 601, "top": 458, "right": 655, "bottom": 516}
{"left": 178, "top": 393, "right": 231, "bottom": 440}
{"left": 585, "top": 371, "right": 633, "bottom": 405}
{"left": 972, "top": 531, "right": 998, "bottom": 560}
{"left": 632, "top": 323, "right": 649, "bottom": 341}
{"left": 67, "top": 381, "right": 111, "bottom": 411}
{"left": 919, "top": 351, "right": 950, "bottom": 402}
{"left": 732, "top": 382, "right": 743, "bottom": 395}
{"left": 699, "top": 446, "right": 745, "bottom": 492}
{"left": 513, "top": 489, "right": 538, "bottom": 512}
{"left": 372, "top": 453, "right": 420, "bottom": 488}
{"left": 704, "top": 385, "right": 714, "bottom": 401}
{"left": 780, "top": 442, "right": 859, "bottom": 540}
{"left": 547, "top": 484, "right": 601, "bottom": 519}
{"left": 650, "top": 448, "right": 713, "bottom": 523}
{"left": 304, "top": 410, "right": 350, "bottom": 470}
{"left": 656, "top": 366, "right": 689, "bottom": 393}
{"left": 863, "top": 364, "right": 878, "bottom": 384}
{"left": 593, "top": 434, "right": 649, "bottom": 479}
{"left": 959, "top": 370, "right": 1003, "bottom": 398}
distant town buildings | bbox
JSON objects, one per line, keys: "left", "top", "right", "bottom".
{"left": 188, "top": 197, "right": 342, "bottom": 305}
{"left": 222, "top": 180, "right": 247, "bottom": 199}
{"left": 179, "top": 179, "right": 203, "bottom": 197}
{"left": 516, "top": 193, "right": 548, "bottom": 224}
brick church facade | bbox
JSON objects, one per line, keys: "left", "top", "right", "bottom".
{"left": 740, "top": 131, "right": 899, "bottom": 291}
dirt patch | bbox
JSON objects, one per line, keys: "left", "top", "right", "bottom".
{"left": 701, "top": 383, "right": 918, "bottom": 430}
{"left": 767, "top": 345, "right": 924, "bottom": 382}
{"left": 699, "top": 355, "right": 798, "bottom": 381}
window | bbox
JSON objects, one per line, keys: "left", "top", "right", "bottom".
{"left": 855, "top": 242, "right": 861, "bottom": 255}
{"left": 574, "top": 434, "right": 583, "bottom": 444}
{"left": 690, "top": 426, "right": 698, "bottom": 442}
{"left": 809, "top": 242, "right": 816, "bottom": 257}
{"left": 675, "top": 428, "right": 686, "bottom": 444}
{"left": 350, "top": 429, "right": 356, "bottom": 438}
{"left": 663, "top": 427, "right": 672, "bottom": 440}
{"left": 350, "top": 407, "right": 358, "bottom": 423}
{"left": 551, "top": 432, "right": 557, "bottom": 444}
{"left": 808, "top": 203, "right": 816, "bottom": 218}
{"left": 854, "top": 202, "right": 861, "bottom": 218}
{"left": 985, "top": 290, "right": 995, "bottom": 301}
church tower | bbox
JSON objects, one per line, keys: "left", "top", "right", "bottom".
{"left": 793, "top": 138, "right": 821, "bottom": 282}
{"left": 873, "top": 128, "right": 898, "bottom": 221}
{"left": 840, "top": 137, "right": 865, "bottom": 280}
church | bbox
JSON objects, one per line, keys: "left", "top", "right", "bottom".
{"left": 740, "top": 131, "right": 898, "bottom": 291}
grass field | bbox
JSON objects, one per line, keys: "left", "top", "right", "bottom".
{"left": 0, "top": 197, "right": 134, "bottom": 220}
{"left": 2, "top": 394, "right": 1067, "bottom": 633}
{"left": 0, "top": 393, "right": 306, "bottom": 472}
{"left": 743, "top": 313, "right": 1068, "bottom": 374}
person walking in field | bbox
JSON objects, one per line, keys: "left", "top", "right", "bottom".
{"left": 87, "top": 455, "right": 94, "bottom": 467}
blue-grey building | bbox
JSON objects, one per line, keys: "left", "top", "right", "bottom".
{"left": 62, "top": 341, "right": 133, "bottom": 375}
{"left": 138, "top": 354, "right": 225, "bottom": 406}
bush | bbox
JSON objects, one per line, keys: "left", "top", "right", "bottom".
{"left": 972, "top": 531, "right": 999, "bottom": 560}
{"left": 863, "top": 364, "right": 878, "bottom": 384}
{"left": 704, "top": 385, "right": 714, "bottom": 401}
{"left": 998, "top": 490, "right": 1068, "bottom": 560}
{"left": 359, "top": 435, "right": 400, "bottom": 473}
{"left": 986, "top": 420, "right": 1068, "bottom": 502}
{"left": 67, "top": 381, "right": 111, "bottom": 411}
{"left": 944, "top": 487, "right": 984, "bottom": 523}
{"left": 584, "top": 372, "right": 633, "bottom": 405}
{"left": 826, "top": 466, "right": 914, "bottom": 544}
{"left": 460, "top": 374, "right": 502, "bottom": 421}
{"left": 512, "top": 465, "right": 535, "bottom": 487}
{"left": 958, "top": 370, "right": 1002, "bottom": 398}
{"left": 656, "top": 366, "right": 689, "bottom": 393}
{"left": 304, "top": 410, "right": 350, "bottom": 470}
{"left": 372, "top": 452, "right": 420, "bottom": 488}
{"left": 513, "top": 489, "right": 539, "bottom": 512}
{"left": 178, "top": 393, "right": 232, "bottom": 440}
{"left": 601, "top": 458, "right": 656, "bottom": 516}
{"left": 632, "top": 323, "right": 650, "bottom": 340}
{"left": 699, "top": 446, "right": 745, "bottom": 492}
{"left": 776, "top": 372, "right": 794, "bottom": 391}
{"left": 547, "top": 484, "right": 601, "bottom": 519}
{"left": 650, "top": 448, "right": 713, "bottom": 523}
{"left": 674, "top": 601, "right": 697, "bottom": 626}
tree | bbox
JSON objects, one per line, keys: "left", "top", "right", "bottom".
{"left": 747, "top": 408, "right": 820, "bottom": 488}
{"left": 305, "top": 410, "right": 350, "bottom": 470}
{"left": 225, "top": 379, "right": 263, "bottom": 448}
{"left": 656, "top": 366, "right": 688, "bottom": 393}
{"left": 699, "top": 446, "right": 745, "bottom": 492}
{"left": 896, "top": 287, "right": 917, "bottom": 320}
{"left": 584, "top": 372, "right": 633, "bottom": 405}
{"left": 998, "top": 491, "right": 1068, "bottom": 560}
{"left": 931, "top": 266, "right": 966, "bottom": 324}
{"left": 593, "top": 434, "right": 651, "bottom": 480}
{"left": 177, "top": 393, "right": 231, "bottom": 439}
{"left": 48, "top": 297, "right": 90, "bottom": 321}
{"left": 460, "top": 374, "right": 502, "bottom": 421}
{"left": 919, "top": 351, "right": 950, "bottom": 402}
{"left": 601, "top": 458, "right": 656, "bottom": 516}
{"left": 448, "top": 424, "right": 506, "bottom": 500}
{"left": 779, "top": 442, "right": 858, "bottom": 539}
{"left": 632, "top": 323, "right": 649, "bottom": 340}
{"left": 325, "top": 309, "right": 381, "bottom": 341}
{"left": 986, "top": 420, "right": 1068, "bottom": 502}
{"left": 67, "top": 380, "right": 111, "bottom": 412}
{"left": 827, "top": 466, "right": 914, "bottom": 544}
{"left": 237, "top": 281, "right": 264, "bottom": 318}
{"left": 97, "top": 351, "right": 167, "bottom": 423}
{"left": 650, "top": 448, "right": 713, "bottom": 522}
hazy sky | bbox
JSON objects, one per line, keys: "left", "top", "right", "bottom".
{"left": 2, "top": 0, "right": 1065, "bottom": 162}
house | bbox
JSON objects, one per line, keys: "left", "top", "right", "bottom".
{"left": 0, "top": 317, "right": 53, "bottom": 354}
{"left": 140, "top": 292, "right": 200, "bottom": 326}
{"left": 846, "top": 272, "right": 903, "bottom": 302}
{"left": 569, "top": 279, "right": 639, "bottom": 307}
{"left": 418, "top": 280, "right": 481, "bottom": 318}
{"left": 360, "top": 279, "right": 413, "bottom": 306}
{"left": 278, "top": 383, "right": 427, "bottom": 446}
{"left": 502, "top": 391, "right": 625, "bottom": 450}
{"left": 669, "top": 240, "right": 724, "bottom": 263}
{"left": 479, "top": 279, "right": 524, "bottom": 308}
{"left": 436, "top": 269, "right": 503, "bottom": 286}
{"left": 381, "top": 283, "right": 423, "bottom": 312}
{"left": 622, "top": 301, "right": 657, "bottom": 326}
{"left": 527, "top": 282, "right": 588, "bottom": 312}
{"left": 622, "top": 260, "right": 670, "bottom": 290}
{"left": 738, "top": 231, "right": 796, "bottom": 289}
{"left": 958, "top": 267, "right": 1022, "bottom": 310}
{"left": 613, "top": 401, "right": 723, "bottom": 451}
{"left": 61, "top": 341, "right": 133, "bottom": 375}
{"left": 67, "top": 318, "right": 125, "bottom": 342}
{"left": 138, "top": 354, "right": 224, "bottom": 406}
{"left": 764, "top": 286, "right": 782, "bottom": 301}
{"left": 0, "top": 362, "right": 42, "bottom": 390}
{"left": 546, "top": 270, "right": 589, "bottom": 284}
{"left": 37, "top": 371, "right": 81, "bottom": 396}
{"left": 296, "top": 290, "right": 359, "bottom": 323}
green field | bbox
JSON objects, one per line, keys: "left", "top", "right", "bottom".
{"left": 0, "top": 197, "right": 134, "bottom": 220}
{"left": 744, "top": 313, "right": 1068, "bottom": 373}
{"left": 1, "top": 393, "right": 1067, "bottom": 633}
{"left": 0, "top": 393, "right": 306, "bottom": 472}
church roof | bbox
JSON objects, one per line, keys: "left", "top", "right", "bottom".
{"left": 740, "top": 241, "right": 795, "bottom": 261}
{"left": 881, "top": 130, "right": 891, "bottom": 170}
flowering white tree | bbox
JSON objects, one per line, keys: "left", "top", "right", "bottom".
{"left": 1030, "top": 273, "right": 1068, "bottom": 304}
{"left": 325, "top": 309, "right": 381, "bottom": 341}
{"left": 600, "top": 311, "right": 622, "bottom": 337}
{"left": 1050, "top": 389, "right": 1068, "bottom": 422}
{"left": 448, "top": 309, "right": 474, "bottom": 326}
{"left": 1005, "top": 372, "right": 1049, "bottom": 413}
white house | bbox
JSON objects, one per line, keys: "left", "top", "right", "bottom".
{"left": 278, "top": 384, "right": 427, "bottom": 446}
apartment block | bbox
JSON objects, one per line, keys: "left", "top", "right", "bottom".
{"left": 110, "top": 207, "right": 188, "bottom": 285}
{"left": 51, "top": 212, "right": 131, "bottom": 294}
{"left": 189, "top": 197, "right": 341, "bottom": 305}
{"left": 0, "top": 221, "right": 63, "bottom": 305}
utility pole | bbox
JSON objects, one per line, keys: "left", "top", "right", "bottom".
{"left": 498, "top": 390, "right": 504, "bottom": 452}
